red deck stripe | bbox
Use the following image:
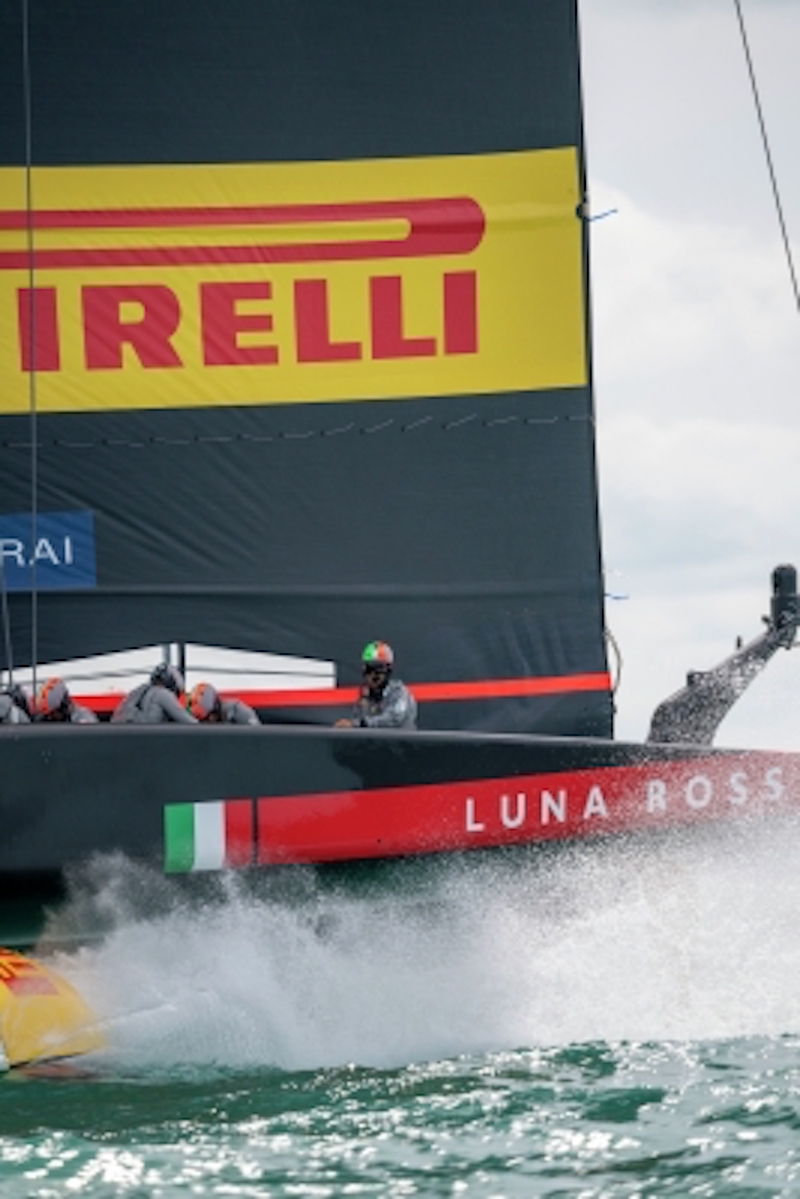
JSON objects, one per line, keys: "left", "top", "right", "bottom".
{"left": 80, "top": 673, "right": 611, "bottom": 714}
{"left": 411, "top": 674, "right": 612, "bottom": 702}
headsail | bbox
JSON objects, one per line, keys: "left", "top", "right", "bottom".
{"left": 0, "top": 0, "right": 611, "bottom": 735}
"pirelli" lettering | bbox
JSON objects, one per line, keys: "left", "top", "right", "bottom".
{"left": 17, "top": 271, "right": 478, "bottom": 373}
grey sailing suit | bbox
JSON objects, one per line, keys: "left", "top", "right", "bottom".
{"left": 67, "top": 702, "right": 99, "bottom": 725}
{"left": 0, "top": 694, "right": 30, "bottom": 724}
{"left": 351, "top": 678, "right": 417, "bottom": 729}
{"left": 111, "top": 683, "right": 197, "bottom": 724}
{"left": 219, "top": 698, "right": 260, "bottom": 725}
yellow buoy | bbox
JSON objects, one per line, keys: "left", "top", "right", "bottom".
{"left": 0, "top": 947, "right": 105, "bottom": 1070}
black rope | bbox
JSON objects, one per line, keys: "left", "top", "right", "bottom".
{"left": 21, "top": 0, "right": 39, "bottom": 692}
{"left": 734, "top": 0, "right": 800, "bottom": 316}
{"left": 0, "top": 562, "right": 12, "bottom": 687}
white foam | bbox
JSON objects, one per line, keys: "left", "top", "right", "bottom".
{"left": 45, "top": 818, "right": 800, "bottom": 1070}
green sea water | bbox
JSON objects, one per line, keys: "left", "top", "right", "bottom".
{"left": 4, "top": 819, "right": 800, "bottom": 1196}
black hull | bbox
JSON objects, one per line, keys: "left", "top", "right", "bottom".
{"left": 2, "top": 723, "right": 799, "bottom": 945}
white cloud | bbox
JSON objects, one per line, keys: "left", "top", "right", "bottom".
{"left": 590, "top": 187, "right": 800, "bottom": 422}
{"left": 580, "top": 0, "right": 800, "bottom": 232}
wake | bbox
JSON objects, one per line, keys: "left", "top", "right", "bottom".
{"left": 42, "top": 816, "right": 800, "bottom": 1070}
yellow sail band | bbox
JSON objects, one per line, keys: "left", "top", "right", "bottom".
{"left": 0, "top": 149, "right": 587, "bottom": 413}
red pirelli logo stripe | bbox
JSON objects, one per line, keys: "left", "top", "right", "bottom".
{"left": 0, "top": 197, "right": 484, "bottom": 271}
{"left": 81, "top": 672, "right": 612, "bottom": 714}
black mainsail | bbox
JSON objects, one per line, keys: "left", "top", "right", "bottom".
{"left": 0, "top": 0, "right": 611, "bottom": 737}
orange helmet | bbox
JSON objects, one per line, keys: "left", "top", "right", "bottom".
{"left": 37, "top": 677, "right": 69, "bottom": 717}
{"left": 189, "top": 682, "right": 220, "bottom": 720}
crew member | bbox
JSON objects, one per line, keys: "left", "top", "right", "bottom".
{"left": 188, "top": 682, "right": 260, "bottom": 725}
{"left": 36, "top": 678, "right": 99, "bottom": 724}
{"left": 111, "top": 663, "right": 197, "bottom": 724}
{"left": 336, "top": 641, "right": 417, "bottom": 729}
{"left": 0, "top": 684, "right": 31, "bottom": 724}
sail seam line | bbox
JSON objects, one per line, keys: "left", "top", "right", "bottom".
{"left": 1, "top": 414, "right": 592, "bottom": 453}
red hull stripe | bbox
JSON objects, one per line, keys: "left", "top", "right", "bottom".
{"left": 224, "top": 799, "right": 254, "bottom": 869}
{"left": 254, "top": 753, "right": 797, "bottom": 866}
{"left": 0, "top": 197, "right": 484, "bottom": 271}
{"left": 83, "top": 672, "right": 612, "bottom": 714}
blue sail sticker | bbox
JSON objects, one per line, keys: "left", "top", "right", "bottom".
{"left": 0, "top": 511, "right": 97, "bottom": 591}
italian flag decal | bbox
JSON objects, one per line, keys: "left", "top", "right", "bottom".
{"left": 164, "top": 800, "right": 254, "bottom": 872}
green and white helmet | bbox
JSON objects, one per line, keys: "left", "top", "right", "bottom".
{"left": 361, "top": 641, "right": 394, "bottom": 668}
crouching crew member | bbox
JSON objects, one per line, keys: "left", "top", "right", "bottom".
{"left": 36, "top": 678, "right": 99, "bottom": 724}
{"left": 111, "top": 664, "right": 197, "bottom": 724}
{"left": 188, "top": 682, "right": 260, "bottom": 725}
{"left": 336, "top": 641, "right": 417, "bottom": 729}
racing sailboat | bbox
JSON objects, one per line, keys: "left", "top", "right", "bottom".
{"left": 1, "top": 0, "right": 799, "bottom": 938}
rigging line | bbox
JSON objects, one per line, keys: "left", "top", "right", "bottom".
{"left": 733, "top": 0, "right": 800, "bottom": 316}
{"left": 21, "top": 0, "right": 39, "bottom": 691}
{"left": 604, "top": 625, "right": 623, "bottom": 697}
{"left": 0, "top": 561, "right": 12, "bottom": 686}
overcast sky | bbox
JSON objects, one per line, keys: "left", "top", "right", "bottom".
{"left": 577, "top": 0, "right": 800, "bottom": 746}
